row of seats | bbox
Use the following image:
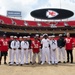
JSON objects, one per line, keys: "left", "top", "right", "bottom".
{"left": 0, "top": 15, "right": 75, "bottom": 27}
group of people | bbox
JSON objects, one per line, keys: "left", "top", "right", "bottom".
{"left": 0, "top": 32, "right": 74, "bottom": 66}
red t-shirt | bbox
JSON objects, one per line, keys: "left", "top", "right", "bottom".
{"left": 0, "top": 40, "right": 2, "bottom": 51}
{"left": 31, "top": 40, "right": 41, "bottom": 53}
{"left": 65, "top": 37, "right": 73, "bottom": 50}
{"left": 0, "top": 39, "right": 8, "bottom": 52}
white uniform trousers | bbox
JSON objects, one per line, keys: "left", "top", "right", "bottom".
{"left": 49, "top": 48, "right": 52, "bottom": 62}
{"left": 28, "top": 49, "right": 32, "bottom": 62}
{"left": 25, "top": 49, "right": 29, "bottom": 63}
{"left": 42, "top": 47, "right": 50, "bottom": 63}
{"left": 51, "top": 49, "right": 58, "bottom": 64}
{"left": 20, "top": 49, "right": 29, "bottom": 64}
{"left": 20, "top": 49, "right": 24, "bottom": 64}
{"left": 18, "top": 50, "right": 21, "bottom": 63}
{"left": 9, "top": 49, "right": 12, "bottom": 62}
{"left": 58, "top": 47, "right": 66, "bottom": 61}
{"left": 10, "top": 49, "right": 19, "bottom": 64}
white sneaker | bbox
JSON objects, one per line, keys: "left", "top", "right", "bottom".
{"left": 48, "top": 62, "right": 51, "bottom": 65}
{"left": 41, "top": 62, "right": 44, "bottom": 65}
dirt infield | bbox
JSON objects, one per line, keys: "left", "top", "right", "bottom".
{"left": 0, "top": 49, "right": 75, "bottom": 75}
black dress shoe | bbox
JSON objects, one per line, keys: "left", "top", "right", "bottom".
{"left": 32, "top": 63, "right": 34, "bottom": 65}
{"left": 4, "top": 62, "right": 7, "bottom": 65}
{"left": 20, "top": 64, "right": 23, "bottom": 66}
{"left": 71, "top": 62, "right": 73, "bottom": 63}
{"left": 40, "top": 61, "right": 42, "bottom": 63}
{"left": 67, "top": 61, "right": 69, "bottom": 63}
{"left": 9, "top": 62, "right": 11, "bottom": 64}
{"left": 55, "top": 63, "right": 58, "bottom": 65}
{"left": 30, "top": 61, "right": 32, "bottom": 64}
{"left": 63, "top": 61, "right": 66, "bottom": 63}
{"left": 50, "top": 61, "right": 52, "bottom": 63}
{"left": 14, "top": 62, "right": 16, "bottom": 64}
{"left": 25, "top": 63, "right": 29, "bottom": 65}
{"left": 58, "top": 61, "right": 61, "bottom": 63}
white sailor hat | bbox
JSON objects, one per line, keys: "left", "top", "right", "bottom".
{"left": 51, "top": 35, "right": 55, "bottom": 37}
{"left": 23, "top": 36, "right": 27, "bottom": 38}
{"left": 40, "top": 35, "right": 43, "bottom": 38}
{"left": 43, "top": 34, "right": 48, "bottom": 37}
{"left": 48, "top": 36, "right": 52, "bottom": 38}
{"left": 10, "top": 36, "right": 13, "bottom": 38}
{"left": 35, "top": 34, "right": 39, "bottom": 36}
{"left": 14, "top": 36, "right": 17, "bottom": 38}
{"left": 27, "top": 36, "right": 30, "bottom": 38}
{"left": 3, "top": 34, "right": 6, "bottom": 37}
{"left": 19, "top": 36, "right": 22, "bottom": 38}
{"left": 59, "top": 34, "right": 62, "bottom": 36}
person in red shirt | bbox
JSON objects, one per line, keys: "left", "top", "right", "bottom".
{"left": 31, "top": 36, "right": 41, "bottom": 65}
{"left": 65, "top": 33, "right": 74, "bottom": 63}
{"left": 0, "top": 40, "right": 2, "bottom": 64}
{"left": 0, "top": 35, "right": 8, "bottom": 65}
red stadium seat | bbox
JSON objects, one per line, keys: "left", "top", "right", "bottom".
{"left": 67, "top": 21, "right": 75, "bottom": 27}
{"left": 40, "top": 22, "right": 50, "bottom": 27}
{"left": 56, "top": 22, "right": 64, "bottom": 27}
{"left": 0, "top": 15, "right": 12, "bottom": 25}
{"left": 0, "top": 15, "right": 75, "bottom": 27}
{"left": 26, "top": 21, "right": 38, "bottom": 26}
{"left": 12, "top": 19, "right": 25, "bottom": 26}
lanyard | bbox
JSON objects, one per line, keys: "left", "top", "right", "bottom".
{"left": 14, "top": 41, "right": 16, "bottom": 46}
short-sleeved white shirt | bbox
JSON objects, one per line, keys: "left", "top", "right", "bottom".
{"left": 41, "top": 38, "right": 50, "bottom": 48}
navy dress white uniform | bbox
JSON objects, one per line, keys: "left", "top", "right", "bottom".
{"left": 10, "top": 36, "right": 20, "bottom": 65}
{"left": 18, "top": 36, "right": 22, "bottom": 64}
{"left": 50, "top": 35, "right": 58, "bottom": 64}
{"left": 21, "top": 36, "right": 29, "bottom": 65}
{"left": 41, "top": 34, "right": 50, "bottom": 65}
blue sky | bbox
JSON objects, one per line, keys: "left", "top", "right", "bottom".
{"left": 0, "top": 0, "right": 75, "bottom": 21}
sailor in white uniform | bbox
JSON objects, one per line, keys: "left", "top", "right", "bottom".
{"left": 10, "top": 36, "right": 20, "bottom": 65}
{"left": 41, "top": 34, "right": 51, "bottom": 65}
{"left": 49, "top": 35, "right": 58, "bottom": 65}
{"left": 18, "top": 36, "right": 22, "bottom": 64}
{"left": 20, "top": 36, "right": 29, "bottom": 66}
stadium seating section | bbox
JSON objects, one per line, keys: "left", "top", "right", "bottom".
{"left": 0, "top": 15, "right": 75, "bottom": 27}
